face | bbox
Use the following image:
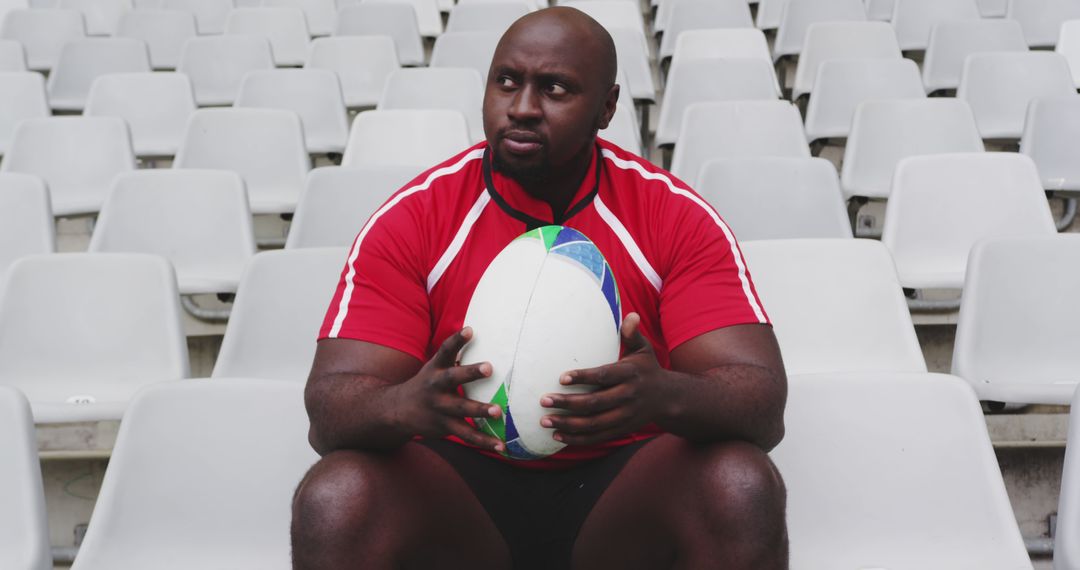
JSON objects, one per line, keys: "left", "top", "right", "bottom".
{"left": 483, "top": 16, "right": 618, "bottom": 183}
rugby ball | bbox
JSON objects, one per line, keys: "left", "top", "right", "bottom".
{"left": 460, "top": 226, "right": 622, "bottom": 460}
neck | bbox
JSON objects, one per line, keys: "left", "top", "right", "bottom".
{"left": 518, "top": 143, "right": 595, "bottom": 220}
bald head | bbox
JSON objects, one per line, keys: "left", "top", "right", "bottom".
{"left": 499, "top": 7, "right": 618, "bottom": 93}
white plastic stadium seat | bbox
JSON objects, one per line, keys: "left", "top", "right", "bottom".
{"left": 560, "top": 1, "right": 644, "bottom": 36}
{"left": 841, "top": 98, "right": 984, "bottom": 201}
{"left": 890, "top": 0, "right": 982, "bottom": 52}
{"left": 84, "top": 72, "right": 196, "bottom": 158}
{"left": 698, "top": 158, "right": 852, "bottom": 241}
{"left": 668, "top": 29, "right": 779, "bottom": 95}
{"left": 342, "top": 109, "right": 471, "bottom": 167}
{"left": 1059, "top": 19, "right": 1080, "bottom": 88}
{"left": 1057, "top": 388, "right": 1080, "bottom": 569}
{"left": 430, "top": 31, "right": 499, "bottom": 82}
{"left": 978, "top": 0, "right": 1008, "bottom": 16}
{"left": 115, "top": 10, "right": 197, "bottom": 69}
{"left": 1, "top": 117, "right": 135, "bottom": 216}
{"left": 286, "top": 165, "right": 419, "bottom": 248}
{"left": 306, "top": 36, "right": 399, "bottom": 108}
{"left": 225, "top": 8, "right": 310, "bottom": 67}
{"left": 263, "top": 0, "right": 336, "bottom": 36}
{"left": 773, "top": 373, "right": 1030, "bottom": 568}
{"left": 212, "top": 249, "right": 346, "bottom": 379}
{"left": 46, "top": 37, "right": 151, "bottom": 112}
{"left": 922, "top": 19, "right": 1028, "bottom": 94}
{"left": 0, "top": 387, "right": 51, "bottom": 570}
{"left": 69, "top": 379, "right": 318, "bottom": 570}
{"left": 600, "top": 104, "right": 641, "bottom": 155}
{"left": 0, "top": 253, "right": 189, "bottom": 423}
{"left": 0, "top": 72, "right": 48, "bottom": 156}
{"left": 334, "top": 4, "right": 425, "bottom": 66}
{"left": 0, "top": 9, "right": 85, "bottom": 71}
{"left": 0, "top": 173, "right": 54, "bottom": 284}
{"left": 754, "top": 0, "right": 782, "bottom": 30}
{"left": 177, "top": 35, "right": 275, "bottom": 106}
{"left": 175, "top": 108, "right": 311, "bottom": 214}
{"left": 957, "top": 52, "right": 1076, "bottom": 140}
{"left": 235, "top": 69, "right": 349, "bottom": 154}
{"left": 372, "top": 0, "right": 443, "bottom": 38}
{"left": 88, "top": 170, "right": 256, "bottom": 295}
{"left": 378, "top": 67, "right": 485, "bottom": 143}
{"left": 670, "top": 101, "right": 809, "bottom": 185}
{"left": 656, "top": 58, "right": 779, "bottom": 147}
{"left": 1006, "top": 0, "right": 1080, "bottom": 48}
{"left": 657, "top": 0, "right": 754, "bottom": 63}
{"left": 740, "top": 239, "right": 924, "bottom": 374}
{"left": 445, "top": 1, "right": 527, "bottom": 33}
{"left": 866, "top": 0, "right": 893, "bottom": 20}
{"left": 57, "top": 0, "right": 130, "bottom": 35}
{"left": 792, "top": 21, "right": 902, "bottom": 101}
{"left": 1021, "top": 96, "right": 1080, "bottom": 192}
{"left": 0, "top": 39, "right": 26, "bottom": 70}
{"left": 0, "top": 0, "right": 28, "bottom": 26}
{"left": 773, "top": 0, "right": 867, "bottom": 61}
{"left": 881, "top": 153, "right": 1057, "bottom": 289}
{"left": 951, "top": 235, "right": 1080, "bottom": 406}
{"left": 162, "top": 0, "right": 233, "bottom": 34}
{"left": 804, "top": 58, "right": 925, "bottom": 143}
{"left": 609, "top": 27, "right": 655, "bottom": 102}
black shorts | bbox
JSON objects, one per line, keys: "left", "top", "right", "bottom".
{"left": 418, "top": 437, "right": 654, "bottom": 570}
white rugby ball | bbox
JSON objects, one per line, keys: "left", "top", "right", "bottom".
{"left": 460, "top": 225, "right": 622, "bottom": 460}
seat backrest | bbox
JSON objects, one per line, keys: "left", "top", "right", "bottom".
{"left": 609, "top": 26, "right": 655, "bottom": 102}
{"left": 1020, "top": 95, "right": 1080, "bottom": 192}
{"left": 952, "top": 235, "right": 1080, "bottom": 393}
{"left": 0, "top": 253, "right": 189, "bottom": 408}
{"left": 213, "top": 249, "right": 348, "bottom": 380}
{"left": 957, "top": 51, "right": 1076, "bottom": 139}
{"left": 0, "top": 173, "right": 53, "bottom": 282}
{"left": 0, "top": 116, "right": 135, "bottom": 217}
{"left": 445, "top": 1, "right": 527, "bottom": 33}
{"left": 657, "top": 0, "right": 753, "bottom": 61}
{"left": 263, "top": 0, "right": 336, "bottom": 36}
{"left": 235, "top": 68, "right": 349, "bottom": 154}
{"left": 306, "top": 36, "right": 399, "bottom": 108}
{"left": 177, "top": 35, "right": 274, "bottom": 106}
{"left": 773, "top": 372, "right": 1030, "bottom": 568}
{"left": 225, "top": 7, "right": 310, "bottom": 66}
{"left": 793, "top": 21, "right": 901, "bottom": 100}
{"left": 670, "top": 27, "right": 771, "bottom": 66}
{"left": 333, "top": 4, "right": 424, "bottom": 66}
{"left": 1006, "top": 0, "right": 1080, "bottom": 48}
{"left": 656, "top": 57, "right": 779, "bottom": 146}
{"left": 0, "top": 71, "right": 49, "bottom": 155}
{"left": 84, "top": 72, "right": 197, "bottom": 158}
{"left": 755, "top": 0, "right": 783, "bottom": 30}
{"left": 46, "top": 37, "right": 151, "bottom": 112}
{"left": 0, "top": 38, "right": 26, "bottom": 70}
{"left": 1057, "top": 386, "right": 1080, "bottom": 569}
{"left": 430, "top": 31, "right": 499, "bottom": 82}
{"left": 841, "top": 98, "right": 984, "bottom": 200}
{"left": 57, "top": 0, "right": 130, "bottom": 35}
{"left": 804, "top": 58, "right": 925, "bottom": 143}
{"left": 560, "top": 1, "right": 644, "bottom": 35}
{"left": 671, "top": 100, "right": 808, "bottom": 184}
{"left": 115, "top": 9, "right": 197, "bottom": 69}
{"left": 865, "top": 0, "right": 894, "bottom": 20}
{"left": 0, "top": 9, "right": 86, "bottom": 71}
{"left": 377, "top": 67, "right": 485, "bottom": 142}
{"left": 773, "top": 0, "right": 867, "bottom": 59}
{"left": 342, "top": 109, "right": 472, "bottom": 167}
{"left": 0, "top": 386, "right": 50, "bottom": 570}
{"left": 741, "top": 239, "right": 923, "bottom": 374}
{"left": 923, "top": 18, "right": 1028, "bottom": 93}
{"left": 286, "top": 165, "right": 420, "bottom": 248}
{"left": 881, "top": 153, "right": 1057, "bottom": 289}
{"left": 367, "top": 0, "right": 442, "bottom": 37}
{"left": 891, "top": 0, "right": 982, "bottom": 51}
{"left": 69, "top": 378, "right": 318, "bottom": 570}
{"left": 88, "top": 170, "right": 256, "bottom": 295}
{"left": 174, "top": 108, "right": 310, "bottom": 214}
{"left": 1057, "top": 19, "right": 1080, "bottom": 88}
{"left": 978, "top": 0, "right": 1008, "bottom": 16}
{"left": 161, "top": 0, "right": 232, "bottom": 34}
{"left": 598, "top": 103, "right": 641, "bottom": 156}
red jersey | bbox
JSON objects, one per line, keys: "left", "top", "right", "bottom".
{"left": 319, "top": 138, "right": 770, "bottom": 469}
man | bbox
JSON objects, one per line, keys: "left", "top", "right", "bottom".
{"left": 292, "top": 7, "right": 788, "bottom": 570}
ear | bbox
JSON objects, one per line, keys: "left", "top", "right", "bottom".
{"left": 596, "top": 83, "right": 619, "bottom": 130}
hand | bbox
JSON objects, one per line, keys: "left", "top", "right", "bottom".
{"left": 390, "top": 327, "right": 505, "bottom": 453}
{"left": 540, "top": 313, "right": 671, "bottom": 446}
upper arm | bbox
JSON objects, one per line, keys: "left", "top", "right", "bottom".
{"left": 308, "top": 338, "right": 424, "bottom": 387}
{"left": 668, "top": 323, "right": 785, "bottom": 381}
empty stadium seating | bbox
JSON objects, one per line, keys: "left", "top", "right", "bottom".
{"left": 922, "top": 18, "right": 1028, "bottom": 94}
{"left": 1021, "top": 96, "right": 1080, "bottom": 192}
{"left": 1057, "top": 391, "right": 1080, "bottom": 568}
{"left": 0, "top": 71, "right": 47, "bottom": 156}
{"left": 0, "top": 386, "right": 50, "bottom": 570}
{"left": 342, "top": 109, "right": 472, "bottom": 168}
{"left": 0, "top": 173, "right": 53, "bottom": 285}
{"left": 235, "top": 68, "right": 350, "bottom": 154}
{"left": 377, "top": 67, "right": 486, "bottom": 142}
{"left": 804, "top": 58, "right": 925, "bottom": 144}
{"left": 305, "top": 35, "right": 400, "bottom": 108}
{"left": 83, "top": 72, "right": 196, "bottom": 158}
{"left": 177, "top": 35, "right": 275, "bottom": 106}
{"left": 958, "top": 51, "right": 1075, "bottom": 140}
{"left": 333, "top": 3, "right": 425, "bottom": 66}
{"left": 115, "top": 10, "right": 197, "bottom": 70}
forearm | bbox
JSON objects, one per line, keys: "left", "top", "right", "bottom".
{"left": 653, "top": 364, "right": 787, "bottom": 451}
{"left": 305, "top": 373, "right": 413, "bottom": 455}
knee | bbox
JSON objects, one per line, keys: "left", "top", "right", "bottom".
{"left": 292, "top": 450, "right": 390, "bottom": 537}
{"left": 693, "top": 441, "right": 786, "bottom": 528}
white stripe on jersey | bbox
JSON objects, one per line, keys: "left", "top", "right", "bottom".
{"left": 594, "top": 195, "right": 662, "bottom": 293}
{"left": 328, "top": 148, "right": 486, "bottom": 338}
{"left": 427, "top": 189, "right": 490, "bottom": 292}
{"left": 599, "top": 149, "right": 768, "bottom": 324}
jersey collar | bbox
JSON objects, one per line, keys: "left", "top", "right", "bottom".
{"left": 482, "top": 143, "right": 602, "bottom": 231}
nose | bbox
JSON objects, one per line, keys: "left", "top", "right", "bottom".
{"left": 508, "top": 84, "right": 542, "bottom": 123}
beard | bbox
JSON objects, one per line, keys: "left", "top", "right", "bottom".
{"left": 491, "top": 144, "right": 551, "bottom": 187}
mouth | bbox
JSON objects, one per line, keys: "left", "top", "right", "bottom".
{"left": 501, "top": 130, "right": 543, "bottom": 155}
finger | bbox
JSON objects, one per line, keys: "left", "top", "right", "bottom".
{"left": 433, "top": 392, "right": 502, "bottom": 420}
{"left": 560, "top": 361, "right": 635, "bottom": 388}
{"left": 434, "top": 362, "right": 493, "bottom": 389}
{"left": 620, "top": 312, "right": 652, "bottom": 355}
{"left": 446, "top": 419, "right": 505, "bottom": 453}
{"left": 540, "top": 385, "right": 627, "bottom": 415}
{"left": 543, "top": 407, "right": 633, "bottom": 435}
{"left": 431, "top": 327, "right": 473, "bottom": 369}
{"left": 553, "top": 425, "right": 634, "bottom": 447}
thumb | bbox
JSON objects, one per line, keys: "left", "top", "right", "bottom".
{"left": 620, "top": 313, "right": 652, "bottom": 355}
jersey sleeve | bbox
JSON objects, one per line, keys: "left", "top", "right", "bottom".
{"left": 319, "top": 198, "right": 432, "bottom": 362}
{"left": 658, "top": 198, "right": 770, "bottom": 351}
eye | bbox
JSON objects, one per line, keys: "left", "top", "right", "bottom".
{"left": 545, "top": 82, "right": 568, "bottom": 97}
{"left": 496, "top": 75, "right": 518, "bottom": 89}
